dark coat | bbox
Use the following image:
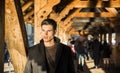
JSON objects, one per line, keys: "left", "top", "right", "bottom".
{"left": 74, "top": 39, "right": 85, "bottom": 54}
{"left": 102, "top": 42, "right": 111, "bottom": 58}
{"left": 92, "top": 39, "right": 101, "bottom": 57}
{"left": 24, "top": 37, "right": 75, "bottom": 73}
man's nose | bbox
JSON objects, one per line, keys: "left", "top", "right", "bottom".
{"left": 45, "top": 31, "right": 48, "bottom": 35}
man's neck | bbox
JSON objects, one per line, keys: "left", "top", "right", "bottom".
{"left": 44, "top": 40, "right": 55, "bottom": 47}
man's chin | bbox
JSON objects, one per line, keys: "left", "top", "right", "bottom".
{"left": 43, "top": 38, "right": 53, "bottom": 42}
{"left": 43, "top": 39, "right": 50, "bottom": 42}
{"left": 43, "top": 39, "right": 48, "bottom": 42}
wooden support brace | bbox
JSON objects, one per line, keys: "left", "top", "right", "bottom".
{"left": 34, "top": 0, "right": 60, "bottom": 43}
{"left": 14, "top": 0, "right": 29, "bottom": 55}
{"left": 55, "top": 0, "right": 80, "bottom": 23}
{"left": 75, "top": 0, "right": 120, "bottom": 8}
{"left": 5, "top": 0, "right": 28, "bottom": 73}
{"left": 22, "top": 0, "right": 33, "bottom": 12}
{"left": 74, "top": 12, "right": 117, "bottom": 17}
{"left": 24, "top": 9, "right": 34, "bottom": 21}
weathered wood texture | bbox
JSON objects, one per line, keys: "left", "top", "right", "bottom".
{"left": 74, "top": 12, "right": 117, "bottom": 17}
{"left": 14, "top": 0, "right": 29, "bottom": 55}
{"left": 49, "top": 0, "right": 82, "bottom": 36}
{"left": 22, "top": 0, "right": 33, "bottom": 12}
{"left": 0, "top": 0, "right": 5, "bottom": 73}
{"left": 75, "top": 0, "right": 120, "bottom": 8}
{"left": 55, "top": 0, "right": 80, "bottom": 23}
{"left": 34, "top": 0, "right": 47, "bottom": 44}
{"left": 34, "top": 0, "right": 60, "bottom": 44}
{"left": 5, "top": 0, "right": 27, "bottom": 73}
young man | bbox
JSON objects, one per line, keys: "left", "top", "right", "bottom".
{"left": 24, "top": 19, "right": 75, "bottom": 73}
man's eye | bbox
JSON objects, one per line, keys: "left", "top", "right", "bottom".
{"left": 48, "top": 30, "right": 51, "bottom": 32}
{"left": 48, "top": 30, "right": 52, "bottom": 32}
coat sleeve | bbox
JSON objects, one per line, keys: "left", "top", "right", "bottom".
{"left": 24, "top": 58, "right": 32, "bottom": 73}
{"left": 67, "top": 46, "right": 75, "bottom": 73}
{"left": 24, "top": 45, "right": 34, "bottom": 73}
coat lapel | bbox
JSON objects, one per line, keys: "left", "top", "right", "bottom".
{"left": 39, "top": 40, "right": 48, "bottom": 71}
{"left": 55, "top": 43, "right": 63, "bottom": 69}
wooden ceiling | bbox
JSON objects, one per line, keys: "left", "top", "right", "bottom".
{"left": 21, "top": 0, "right": 120, "bottom": 35}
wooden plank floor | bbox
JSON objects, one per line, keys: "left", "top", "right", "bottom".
{"left": 74, "top": 59, "right": 120, "bottom": 73}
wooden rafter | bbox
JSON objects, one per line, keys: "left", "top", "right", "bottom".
{"left": 34, "top": 0, "right": 60, "bottom": 43}
{"left": 64, "top": 21, "right": 73, "bottom": 32}
{"left": 55, "top": 0, "right": 80, "bottom": 23}
{"left": 49, "top": 0, "right": 82, "bottom": 35}
{"left": 5, "top": 0, "right": 27, "bottom": 73}
{"left": 73, "top": 12, "right": 117, "bottom": 17}
{"left": 105, "top": 8, "right": 118, "bottom": 16}
{"left": 22, "top": 0, "right": 33, "bottom": 12}
{"left": 14, "top": 0, "right": 29, "bottom": 54}
{"left": 69, "top": 29, "right": 78, "bottom": 35}
{"left": 63, "top": 9, "right": 81, "bottom": 26}
{"left": 24, "top": 9, "right": 34, "bottom": 20}
{"left": 36, "top": 0, "right": 60, "bottom": 25}
{"left": 25, "top": 17, "right": 34, "bottom": 25}
{"left": 74, "top": 0, "right": 120, "bottom": 8}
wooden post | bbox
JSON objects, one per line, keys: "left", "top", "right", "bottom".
{"left": 14, "top": 0, "right": 29, "bottom": 55}
{"left": 5, "top": 0, "right": 27, "bottom": 73}
{"left": 0, "top": 0, "right": 5, "bottom": 72}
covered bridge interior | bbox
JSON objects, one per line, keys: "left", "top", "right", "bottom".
{"left": 0, "top": 0, "right": 120, "bottom": 73}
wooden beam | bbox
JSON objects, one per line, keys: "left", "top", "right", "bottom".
{"left": 0, "top": 0, "right": 5, "bottom": 72}
{"left": 74, "top": 12, "right": 117, "bottom": 17}
{"left": 74, "top": 0, "right": 120, "bottom": 8}
{"left": 69, "top": 29, "right": 78, "bottom": 35}
{"left": 34, "top": 0, "right": 60, "bottom": 44}
{"left": 55, "top": 0, "right": 80, "bottom": 23}
{"left": 105, "top": 8, "right": 118, "bottom": 16}
{"left": 63, "top": 9, "right": 81, "bottom": 26}
{"left": 72, "top": 17, "right": 110, "bottom": 22}
{"left": 22, "top": 0, "right": 33, "bottom": 12}
{"left": 37, "top": 0, "right": 60, "bottom": 20}
{"left": 14, "top": 0, "right": 29, "bottom": 55}
{"left": 53, "top": 9, "right": 81, "bottom": 31}
{"left": 49, "top": 0, "right": 81, "bottom": 37}
{"left": 64, "top": 21, "right": 73, "bottom": 32}
{"left": 25, "top": 18, "right": 34, "bottom": 25}
{"left": 5, "top": 0, "right": 27, "bottom": 73}
{"left": 24, "top": 9, "right": 34, "bottom": 20}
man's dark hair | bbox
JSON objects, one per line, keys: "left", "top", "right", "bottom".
{"left": 41, "top": 19, "right": 57, "bottom": 30}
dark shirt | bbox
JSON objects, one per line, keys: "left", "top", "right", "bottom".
{"left": 75, "top": 41, "right": 86, "bottom": 54}
{"left": 46, "top": 44, "right": 57, "bottom": 73}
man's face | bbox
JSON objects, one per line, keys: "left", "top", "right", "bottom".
{"left": 41, "top": 25, "right": 55, "bottom": 42}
